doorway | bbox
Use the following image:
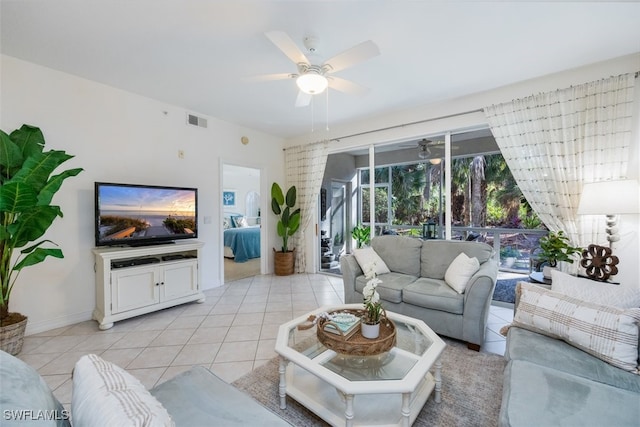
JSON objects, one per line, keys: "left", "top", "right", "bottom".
{"left": 320, "top": 180, "right": 350, "bottom": 274}
{"left": 221, "top": 163, "right": 263, "bottom": 283}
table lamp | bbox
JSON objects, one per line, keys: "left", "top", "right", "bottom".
{"left": 577, "top": 179, "right": 639, "bottom": 247}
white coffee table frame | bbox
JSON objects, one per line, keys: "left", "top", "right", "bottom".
{"left": 275, "top": 304, "right": 446, "bottom": 427}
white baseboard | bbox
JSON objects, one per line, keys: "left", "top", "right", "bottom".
{"left": 25, "top": 310, "right": 94, "bottom": 336}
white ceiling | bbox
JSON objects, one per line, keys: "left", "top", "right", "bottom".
{"left": 2, "top": 1, "right": 639, "bottom": 140}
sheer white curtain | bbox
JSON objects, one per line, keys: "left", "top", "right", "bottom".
{"left": 484, "top": 73, "right": 636, "bottom": 255}
{"left": 285, "top": 140, "right": 329, "bottom": 273}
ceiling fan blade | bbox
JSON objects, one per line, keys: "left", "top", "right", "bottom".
{"left": 265, "top": 31, "right": 309, "bottom": 65}
{"left": 295, "top": 91, "right": 312, "bottom": 107}
{"left": 328, "top": 77, "right": 370, "bottom": 96}
{"left": 245, "top": 73, "right": 294, "bottom": 82}
{"left": 323, "top": 40, "right": 380, "bottom": 73}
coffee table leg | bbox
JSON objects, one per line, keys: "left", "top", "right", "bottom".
{"left": 278, "top": 357, "right": 287, "bottom": 409}
{"left": 401, "top": 392, "right": 411, "bottom": 427}
{"left": 344, "top": 394, "right": 354, "bottom": 427}
{"left": 434, "top": 356, "right": 442, "bottom": 403}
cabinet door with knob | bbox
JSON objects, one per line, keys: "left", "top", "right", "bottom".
{"left": 161, "top": 261, "right": 198, "bottom": 301}
{"left": 111, "top": 266, "right": 160, "bottom": 314}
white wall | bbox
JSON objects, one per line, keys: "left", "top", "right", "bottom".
{"left": 1, "top": 55, "right": 285, "bottom": 334}
{"left": 288, "top": 53, "right": 640, "bottom": 287}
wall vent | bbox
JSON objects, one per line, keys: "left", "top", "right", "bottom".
{"left": 186, "top": 113, "right": 208, "bottom": 128}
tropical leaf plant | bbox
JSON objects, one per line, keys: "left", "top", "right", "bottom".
{"left": 0, "top": 125, "right": 83, "bottom": 323}
{"left": 270, "top": 183, "right": 300, "bottom": 252}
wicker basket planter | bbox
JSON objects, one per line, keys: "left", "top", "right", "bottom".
{"left": 273, "top": 248, "right": 295, "bottom": 276}
{"left": 0, "top": 314, "right": 28, "bottom": 356}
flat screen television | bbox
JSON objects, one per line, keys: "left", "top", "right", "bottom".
{"left": 95, "top": 182, "right": 198, "bottom": 247}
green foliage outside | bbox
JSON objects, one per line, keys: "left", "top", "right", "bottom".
{"left": 360, "top": 153, "right": 544, "bottom": 230}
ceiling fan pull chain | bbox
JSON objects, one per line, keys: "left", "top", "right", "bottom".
{"left": 311, "top": 95, "right": 315, "bottom": 133}
{"left": 326, "top": 89, "right": 330, "bottom": 131}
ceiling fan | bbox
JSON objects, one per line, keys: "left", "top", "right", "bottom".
{"left": 400, "top": 139, "right": 456, "bottom": 162}
{"left": 257, "top": 31, "right": 380, "bottom": 107}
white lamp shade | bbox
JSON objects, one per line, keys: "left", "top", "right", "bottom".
{"left": 577, "top": 179, "right": 640, "bottom": 215}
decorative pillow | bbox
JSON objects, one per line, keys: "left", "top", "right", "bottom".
{"left": 353, "top": 247, "right": 391, "bottom": 276}
{"left": 444, "top": 252, "right": 480, "bottom": 293}
{"left": 236, "top": 216, "right": 249, "bottom": 227}
{"left": 72, "top": 354, "right": 174, "bottom": 427}
{"left": 228, "top": 214, "right": 242, "bottom": 228}
{"left": 513, "top": 282, "right": 640, "bottom": 373}
{"left": 0, "top": 350, "right": 71, "bottom": 427}
{"left": 551, "top": 270, "right": 640, "bottom": 309}
{"left": 223, "top": 218, "right": 231, "bottom": 230}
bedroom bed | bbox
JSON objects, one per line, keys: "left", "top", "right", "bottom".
{"left": 223, "top": 225, "right": 261, "bottom": 263}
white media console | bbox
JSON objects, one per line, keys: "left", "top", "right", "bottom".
{"left": 93, "top": 240, "right": 205, "bottom": 330}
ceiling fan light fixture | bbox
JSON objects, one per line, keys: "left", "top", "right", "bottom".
{"left": 296, "top": 72, "right": 328, "bottom": 95}
{"left": 418, "top": 144, "right": 430, "bottom": 159}
{"left": 429, "top": 158, "right": 442, "bottom": 165}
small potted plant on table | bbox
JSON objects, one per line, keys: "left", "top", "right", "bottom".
{"left": 538, "top": 231, "right": 582, "bottom": 278}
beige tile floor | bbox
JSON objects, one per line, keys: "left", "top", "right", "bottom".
{"left": 17, "top": 273, "right": 514, "bottom": 409}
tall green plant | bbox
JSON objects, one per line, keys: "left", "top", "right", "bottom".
{"left": 270, "top": 183, "right": 300, "bottom": 253}
{"left": 0, "top": 125, "right": 83, "bottom": 322}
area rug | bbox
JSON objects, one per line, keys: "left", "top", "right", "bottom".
{"left": 492, "top": 278, "right": 521, "bottom": 304}
{"left": 233, "top": 338, "right": 506, "bottom": 427}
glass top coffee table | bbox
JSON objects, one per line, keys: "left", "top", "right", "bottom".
{"left": 275, "top": 304, "right": 446, "bottom": 427}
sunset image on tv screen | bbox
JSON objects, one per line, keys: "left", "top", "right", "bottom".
{"left": 98, "top": 185, "right": 196, "bottom": 241}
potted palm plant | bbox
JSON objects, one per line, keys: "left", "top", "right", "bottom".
{"left": 0, "top": 125, "right": 83, "bottom": 354}
{"left": 270, "top": 183, "right": 300, "bottom": 275}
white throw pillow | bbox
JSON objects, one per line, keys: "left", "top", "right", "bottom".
{"left": 444, "top": 252, "right": 480, "bottom": 294}
{"left": 353, "top": 247, "right": 390, "bottom": 276}
{"left": 551, "top": 270, "right": 640, "bottom": 309}
{"left": 514, "top": 282, "right": 640, "bottom": 373}
{"left": 72, "top": 354, "right": 174, "bottom": 427}
{"left": 236, "top": 216, "right": 249, "bottom": 227}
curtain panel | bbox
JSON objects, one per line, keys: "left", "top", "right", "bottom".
{"left": 484, "top": 73, "right": 636, "bottom": 257}
{"left": 285, "top": 140, "right": 329, "bottom": 273}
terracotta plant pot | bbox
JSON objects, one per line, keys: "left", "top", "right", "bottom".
{"left": 273, "top": 248, "right": 295, "bottom": 276}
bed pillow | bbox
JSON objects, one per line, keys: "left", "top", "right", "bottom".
{"left": 72, "top": 354, "right": 174, "bottom": 427}
{"left": 444, "top": 252, "right": 480, "bottom": 293}
{"left": 223, "top": 218, "right": 231, "bottom": 230}
{"left": 551, "top": 270, "right": 640, "bottom": 308}
{"left": 236, "top": 216, "right": 249, "bottom": 227}
{"left": 353, "top": 247, "right": 390, "bottom": 276}
{"left": 513, "top": 282, "right": 640, "bottom": 373}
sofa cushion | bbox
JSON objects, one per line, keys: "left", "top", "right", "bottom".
{"left": 506, "top": 326, "right": 640, "bottom": 393}
{"left": 500, "top": 360, "right": 640, "bottom": 427}
{"left": 150, "top": 366, "right": 290, "bottom": 427}
{"left": 355, "top": 272, "right": 417, "bottom": 304}
{"left": 513, "top": 283, "right": 640, "bottom": 372}
{"left": 0, "top": 350, "right": 71, "bottom": 427}
{"left": 444, "top": 252, "right": 480, "bottom": 293}
{"left": 421, "top": 240, "right": 493, "bottom": 279}
{"left": 551, "top": 270, "right": 640, "bottom": 309}
{"left": 403, "top": 277, "right": 464, "bottom": 314}
{"left": 72, "top": 354, "right": 174, "bottom": 427}
{"left": 371, "top": 235, "right": 422, "bottom": 276}
{"left": 352, "top": 247, "right": 390, "bottom": 275}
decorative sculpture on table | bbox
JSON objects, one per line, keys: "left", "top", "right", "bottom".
{"left": 580, "top": 244, "right": 619, "bottom": 282}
